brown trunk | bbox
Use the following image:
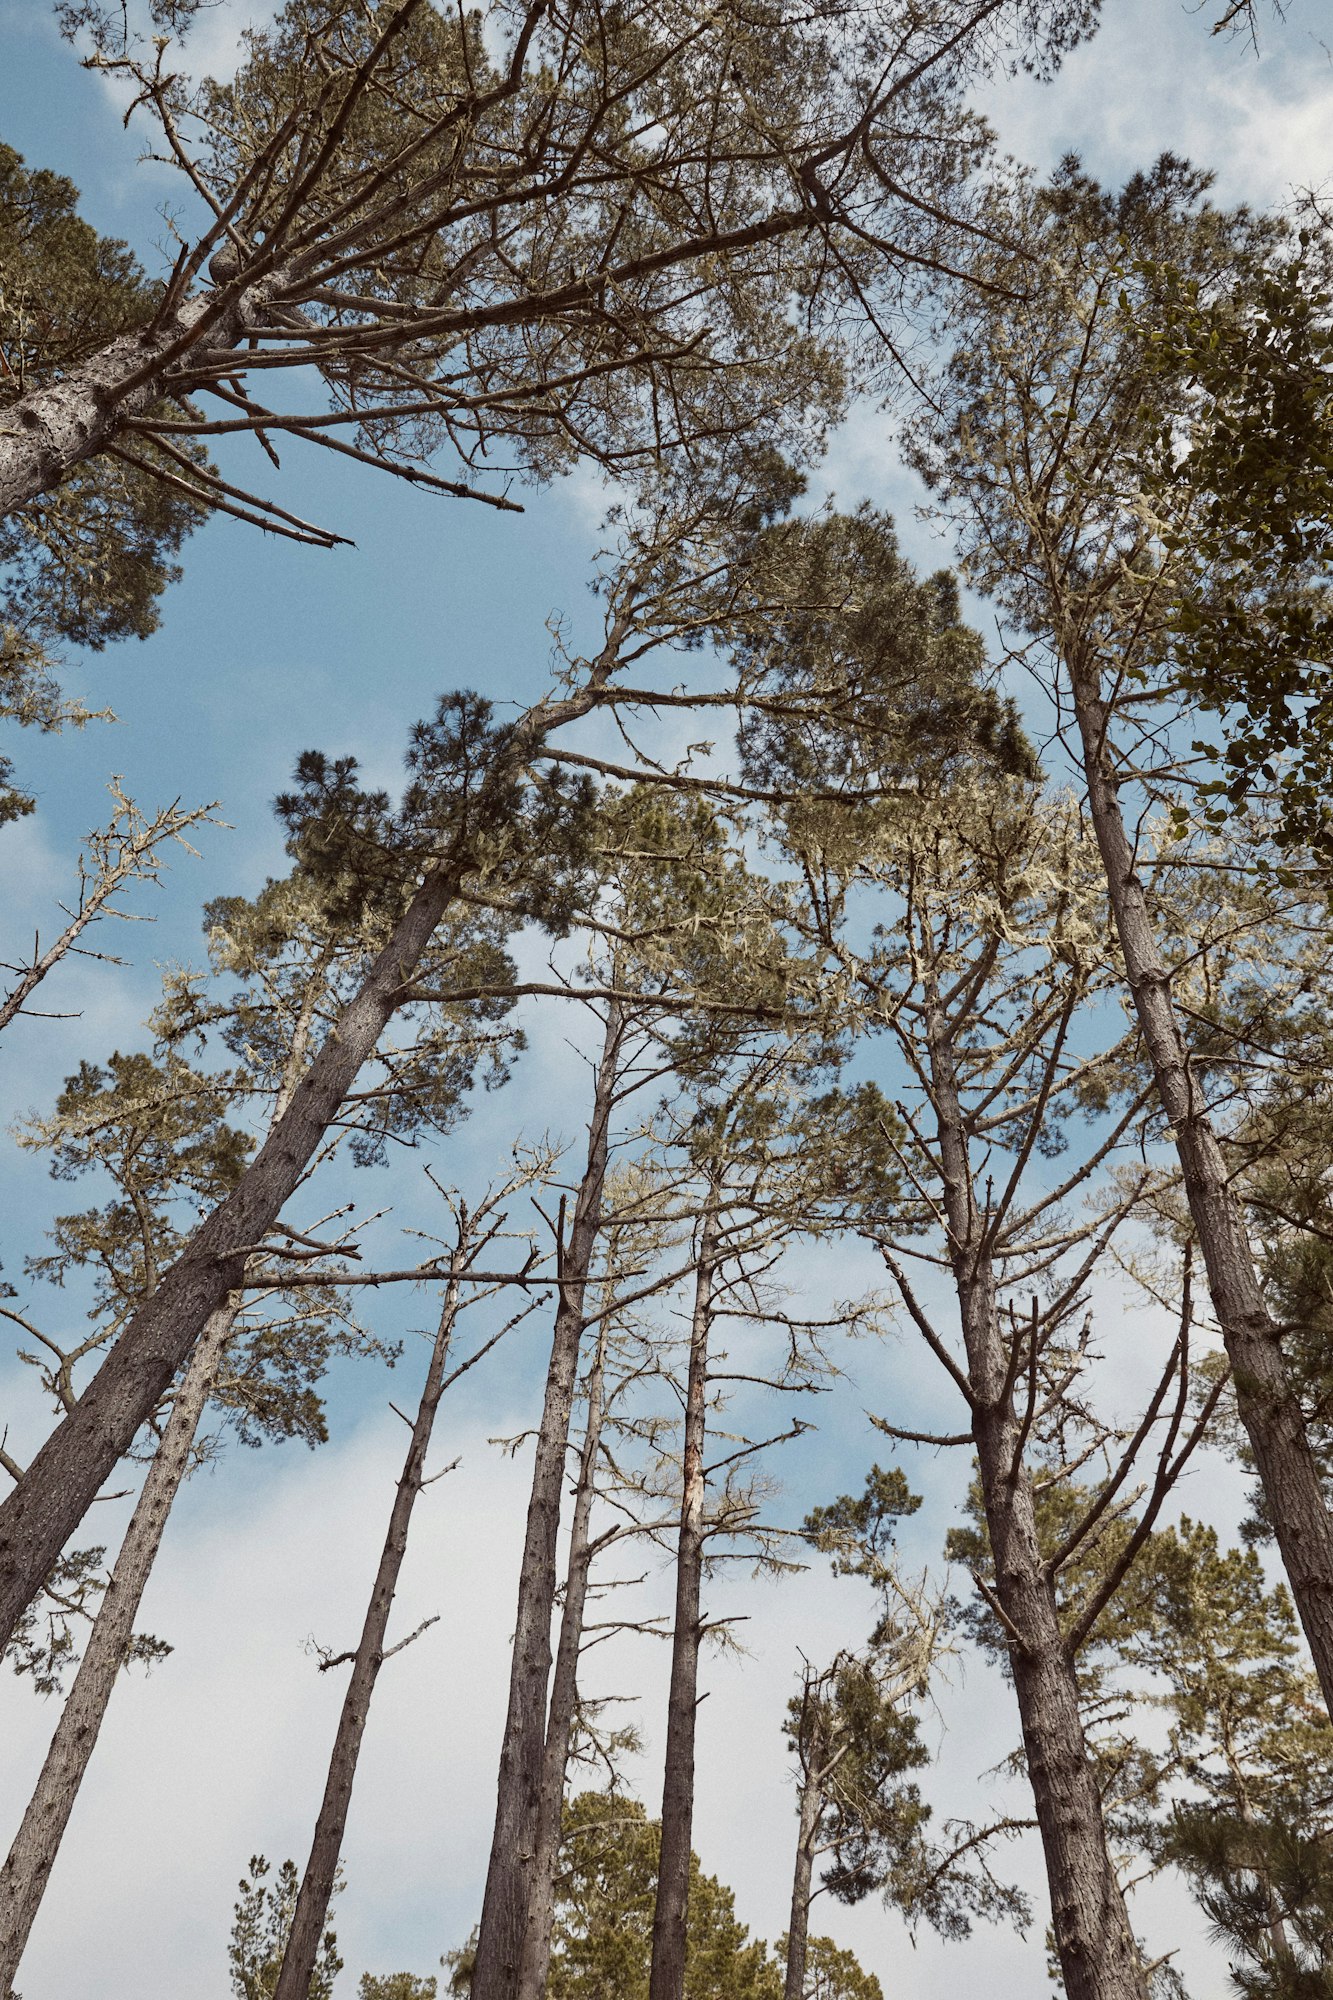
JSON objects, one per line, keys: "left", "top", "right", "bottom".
{"left": 515, "top": 1323, "right": 610, "bottom": 2000}
{"left": 647, "top": 1207, "right": 720, "bottom": 2000}
{"left": 924, "top": 987, "right": 1148, "bottom": 2000}
{"left": 272, "top": 1270, "right": 464, "bottom": 2000}
{"left": 1070, "top": 660, "right": 1333, "bottom": 1714}
{"left": 0, "top": 675, "right": 605, "bottom": 1655}
{"left": 470, "top": 1001, "right": 625, "bottom": 2000}
{"left": 783, "top": 1752, "right": 823, "bottom": 2000}
{"left": 0, "top": 1300, "right": 238, "bottom": 1998}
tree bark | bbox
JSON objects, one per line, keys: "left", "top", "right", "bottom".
{"left": 0, "top": 274, "right": 282, "bottom": 517}
{"left": 1070, "top": 657, "right": 1333, "bottom": 1715}
{"left": 0, "top": 675, "right": 606, "bottom": 1655}
{"left": 470, "top": 1000, "right": 626, "bottom": 2000}
{"left": 783, "top": 1736, "right": 824, "bottom": 2000}
{"left": 923, "top": 985, "right": 1148, "bottom": 2000}
{"left": 515, "top": 1322, "right": 610, "bottom": 2000}
{"left": 0, "top": 1299, "right": 238, "bottom": 1999}
{"left": 647, "top": 1205, "right": 720, "bottom": 2000}
{"left": 272, "top": 1268, "right": 464, "bottom": 2000}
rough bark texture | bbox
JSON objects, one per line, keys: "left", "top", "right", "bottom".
{"left": 515, "top": 1324, "right": 610, "bottom": 2000}
{"left": 1071, "top": 659, "right": 1333, "bottom": 1714}
{"left": 0, "top": 1300, "right": 237, "bottom": 1999}
{"left": 0, "top": 278, "right": 275, "bottom": 517}
{"left": 647, "top": 1207, "right": 719, "bottom": 2000}
{"left": 471, "top": 1001, "right": 625, "bottom": 2000}
{"left": 925, "top": 988, "right": 1148, "bottom": 2000}
{"left": 0, "top": 678, "right": 602, "bottom": 1654}
{"left": 273, "top": 1271, "right": 463, "bottom": 2000}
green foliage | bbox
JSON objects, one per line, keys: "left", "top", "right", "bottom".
{"left": 228, "top": 1856, "right": 343, "bottom": 2000}
{"left": 545, "top": 1792, "right": 780, "bottom": 2000}
{"left": 23, "top": 1048, "right": 251, "bottom": 1309}
{"left": 18, "top": 1047, "right": 384, "bottom": 1447}
{"left": 803, "top": 1466, "right": 921, "bottom": 1586}
{"left": 801, "top": 1468, "right": 1027, "bottom": 1940}
{"left": 359, "top": 1975, "right": 439, "bottom": 2000}
{"left": 1140, "top": 239, "right": 1333, "bottom": 855}
{"left": 906, "top": 155, "right": 1287, "bottom": 825}
{"left": 1133, "top": 1523, "right": 1333, "bottom": 1994}
{"left": 3, "top": 1543, "right": 170, "bottom": 1696}
{"left": 788, "top": 1653, "right": 934, "bottom": 1910}
{"left": 728, "top": 505, "right": 1036, "bottom": 810}
{"left": 956, "top": 1476, "right": 1333, "bottom": 1994}
{"left": 0, "top": 141, "right": 207, "bottom": 819}
{"left": 275, "top": 689, "right": 600, "bottom": 943}
{"left": 778, "top": 1933, "right": 885, "bottom": 2000}
{"left": 1163, "top": 1812, "right": 1333, "bottom": 1999}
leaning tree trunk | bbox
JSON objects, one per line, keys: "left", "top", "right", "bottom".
{"left": 924, "top": 986, "right": 1148, "bottom": 2000}
{"left": 272, "top": 1268, "right": 464, "bottom": 2000}
{"left": 1070, "top": 654, "right": 1333, "bottom": 1715}
{"left": 515, "top": 1322, "right": 611, "bottom": 2000}
{"left": 470, "top": 1001, "right": 626, "bottom": 2000}
{"left": 0, "top": 271, "right": 277, "bottom": 517}
{"left": 0, "top": 1299, "right": 238, "bottom": 1998}
{"left": 0, "top": 674, "right": 606, "bottom": 1655}
{"left": 647, "top": 1206, "right": 720, "bottom": 2000}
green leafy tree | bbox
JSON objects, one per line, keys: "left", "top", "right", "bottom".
{"left": 1125, "top": 1522, "right": 1333, "bottom": 1998}
{"left": 777, "top": 1934, "right": 885, "bottom": 2000}
{"left": 905, "top": 149, "right": 1333, "bottom": 1722}
{"left": 546, "top": 1793, "right": 781, "bottom": 2000}
{"left": 1139, "top": 237, "right": 1333, "bottom": 855}
{"left": 229, "top": 1856, "right": 343, "bottom": 2000}
{"left": 795, "top": 1471, "right": 1027, "bottom": 1955}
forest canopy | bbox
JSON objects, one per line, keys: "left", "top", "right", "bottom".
{"left": 1, "top": 4, "right": 1332, "bottom": 2000}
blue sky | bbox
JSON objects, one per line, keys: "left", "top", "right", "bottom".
{"left": 2, "top": 4, "right": 1332, "bottom": 1996}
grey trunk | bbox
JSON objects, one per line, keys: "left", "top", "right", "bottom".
{"left": 647, "top": 1207, "right": 719, "bottom": 2000}
{"left": 515, "top": 1323, "right": 611, "bottom": 2000}
{"left": 783, "top": 1759, "right": 823, "bottom": 2000}
{"left": 470, "top": 1001, "right": 625, "bottom": 2000}
{"left": 0, "top": 679, "right": 600, "bottom": 1654}
{"left": 925, "top": 989, "right": 1148, "bottom": 2000}
{"left": 1071, "top": 660, "right": 1333, "bottom": 1713}
{"left": 0, "top": 1300, "right": 238, "bottom": 1998}
{"left": 272, "top": 1272, "right": 464, "bottom": 2000}
{"left": 0, "top": 279, "right": 274, "bottom": 517}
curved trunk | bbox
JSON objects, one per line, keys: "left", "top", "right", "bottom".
{"left": 1071, "top": 660, "right": 1333, "bottom": 1714}
{"left": 647, "top": 1207, "right": 719, "bottom": 2000}
{"left": 470, "top": 1001, "right": 625, "bottom": 2000}
{"left": 924, "top": 987, "right": 1148, "bottom": 2000}
{"left": 273, "top": 1272, "right": 463, "bottom": 2000}
{"left": 0, "top": 1300, "right": 238, "bottom": 1997}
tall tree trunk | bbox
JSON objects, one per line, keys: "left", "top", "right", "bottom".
{"left": 515, "top": 1323, "right": 610, "bottom": 2000}
{"left": 470, "top": 1001, "right": 626, "bottom": 2000}
{"left": 647, "top": 1205, "right": 720, "bottom": 2000}
{"left": 783, "top": 1739, "right": 825, "bottom": 2000}
{"left": 0, "top": 673, "right": 608, "bottom": 1654}
{"left": 0, "top": 1299, "right": 238, "bottom": 1999}
{"left": 273, "top": 1268, "right": 465, "bottom": 2000}
{"left": 1070, "top": 657, "right": 1333, "bottom": 1714}
{"left": 924, "top": 987, "right": 1148, "bottom": 2000}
